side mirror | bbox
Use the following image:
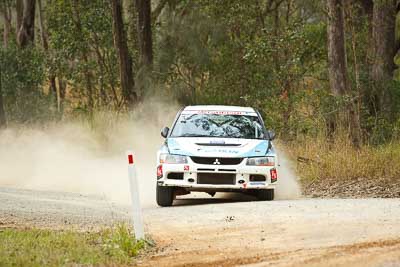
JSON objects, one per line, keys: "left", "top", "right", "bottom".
{"left": 267, "top": 130, "right": 276, "bottom": 140}
{"left": 161, "top": 127, "right": 170, "bottom": 138}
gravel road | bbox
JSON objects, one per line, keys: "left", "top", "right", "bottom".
{"left": 1, "top": 187, "right": 400, "bottom": 267}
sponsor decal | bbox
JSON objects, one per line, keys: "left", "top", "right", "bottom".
{"left": 195, "top": 110, "right": 244, "bottom": 115}
{"left": 203, "top": 148, "right": 240, "bottom": 154}
{"left": 210, "top": 140, "right": 225, "bottom": 144}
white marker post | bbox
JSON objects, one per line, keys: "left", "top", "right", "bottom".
{"left": 126, "top": 151, "right": 145, "bottom": 240}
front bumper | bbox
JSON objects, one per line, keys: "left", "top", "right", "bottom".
{"left": 157, "top": 158, "right": 277, "bottom": 190}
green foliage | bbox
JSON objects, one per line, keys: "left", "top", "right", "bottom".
{"left": 364, "top": 80, "right": 400, "bottom": 144}
{"left": 154, "top": 1, "right": 329, "bottom": 140}
{"left": 0, "top": 44, "right": 55, "bottom": 123}
{"left": 1, "top": 0, "right": 400, "bottom": 145}
{"left": 101, "top": 224, "right": 145, "bottom": 258}
{"left": 0, "top": 225, "right": 145, "bottom": 267}
{"left": 46, "top": 0, "right": 120, "bottom": 109}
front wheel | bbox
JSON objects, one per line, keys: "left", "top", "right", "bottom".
{"left": 156, "top": 185, "right": 174, "bottom": 207}
{"left": 257, "top": 189, "right": 274, "bottom": 201}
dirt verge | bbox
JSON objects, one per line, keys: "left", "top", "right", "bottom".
{"left": 303, "top": 177, "right": 400, "bottom": 198}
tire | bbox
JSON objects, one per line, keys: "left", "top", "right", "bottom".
{"left": 257, "top": 189, "right": 274, "bottom": 201}
{"left": 156, "top": 185, "right": 174, "bottom": 207}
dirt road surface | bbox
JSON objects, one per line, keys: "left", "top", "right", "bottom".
{"left": 1, "top": 187, "right": 400, "bottom": 267}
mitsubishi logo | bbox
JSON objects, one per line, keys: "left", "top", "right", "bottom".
{"left": 213, "top": 158, "right": 221, "bottom": 165}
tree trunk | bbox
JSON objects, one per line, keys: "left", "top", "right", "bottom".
{"left": 37, "top": 0, "right": 48, "bottom": 50}
{"left": 357, "top": 0, "right": 376, "bottom": 118}
{"left": 327, "top": 0, "right": 348, "bottom": 96}
{"left": 111, "top": 0, "right": 137, "bottom": 107}
{"left": 37, "top": 0, "right": 57, "bottom": 99}
{"left": 17, "top": 0, "right": 36, "bottom": 48}
{"left": 327, "top": 0, "right": 361, "bottom": 147}
{"left": 16, "top": 0, "right": 23, "bottom": 36}
{"left": 371, "top": 0, "right": 397, "bottom": 115}
{"left": 83, "top": 54, "right": 94, "bottom": 113}
{"left": 71, "top": 0, "right": 94, "bottom": 115}
{"left": 360, "top": 0, "right": 373, "bottom": 21}
{"left": 135, "top": 0, "right": 153, "bottom": 68}
{"left": 134, "top": 0, "right": 153, "bottom": 98}
{"left": 0, "top": 89, "right": 5, "bottom": 129}
{"left": 0, "top": 64, "right": 6, "bottom": 128}
{"left": 152, "top": 0, "right": 168, "bottom": 24}
{"left": 57, "top": 77, "right": 66, "bottom": 115}
{"left": 1, "top": 0, "right": 12, "bottom": 48}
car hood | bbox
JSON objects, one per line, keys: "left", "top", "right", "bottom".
{"left": 165, "top": 137, "right": 272, "bottom": 158}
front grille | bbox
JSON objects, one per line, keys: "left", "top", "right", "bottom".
{"left": 190, "top": 157, "right": 243, "bottom": 165}
{"left": 197, "top": 173, "right": 235, "bottom": 185}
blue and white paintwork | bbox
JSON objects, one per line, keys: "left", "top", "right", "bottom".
{"left": 156, "top": 105, "right": 278, "bottom": 191}
{"left": 164, "top": 137, "right": 275, "bottom": 158}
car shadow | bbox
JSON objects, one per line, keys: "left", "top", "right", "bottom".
{"left": 173, "top": 192, "right": 259, "bottom": 207}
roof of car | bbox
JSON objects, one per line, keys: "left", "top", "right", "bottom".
{"left": 183, "top": 105, "right": 256, "bottom": 113}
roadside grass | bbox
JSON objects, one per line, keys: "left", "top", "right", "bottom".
{"left": 282, "top": 136, "right": 400, "bottom": 184}
{"left": 0, "top": 224, "right": 146, "bottom": 267}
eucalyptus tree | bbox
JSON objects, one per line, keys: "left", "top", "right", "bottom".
{"left": 17, "top": 0, "right": 36, "bottom": 48}
{"left": 111, "top": 0, "right": 137, "bottom": 106}
{"left": 370, "top": 0, "right": 398, "bottom": 116}
{"left": 327, "top": 0, "right": 361, "bottom": 147}
{"left": 0, "top": 0, "right": 12, "bottom": 48}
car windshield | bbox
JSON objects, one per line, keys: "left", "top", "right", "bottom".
{"left": 170, "top": 113, "right": 265, "bottom": 139}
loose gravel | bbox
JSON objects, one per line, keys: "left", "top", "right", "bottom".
{"left": 1, "top": 187, "right": 400, "bottom": 266}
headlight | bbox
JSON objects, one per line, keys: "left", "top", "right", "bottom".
{"left": 246, "top": 156, "right": 275, "bottom": 166}
{"left": 159, "top": 154, "right": 188, "bottom": 164}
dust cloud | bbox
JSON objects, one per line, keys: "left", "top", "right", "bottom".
{"left": 275, "top": 148, "right": 302, "bottom": 200}
{"left": 0, "top": 100, "right": 178, "bottom": 207}
{"left": 218, "top": 148, "right": 302, "bottom": 201}
{"left": 0, "top": 102, "right": 301, "bottom": 207}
